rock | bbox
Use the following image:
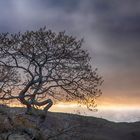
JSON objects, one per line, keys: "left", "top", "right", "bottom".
{"left": 7, "top": 133, "right": 30, "bottom": 140}
{"left": 12, "top": 114, "right": 37, "bottom": 129}
{"left": 0, "top": 113, "right": 13, "bottom": 132}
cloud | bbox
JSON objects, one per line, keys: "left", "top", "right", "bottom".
{"left": 0, "top": 0, "right": 140, "bottom": 100}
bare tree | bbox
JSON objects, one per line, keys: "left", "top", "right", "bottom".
{"left": 0, "top": 27, "right": 102, "bottom": 114}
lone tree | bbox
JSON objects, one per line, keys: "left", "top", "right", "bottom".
{"left": 0, "top": 27, "right": 102, "bottom": 114}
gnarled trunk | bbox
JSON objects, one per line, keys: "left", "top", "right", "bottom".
{"left": 33, "top": 99, "right": 53, "bottom": 113}
{"left": 19, "top": 95, "right": 53, "bottom": 117}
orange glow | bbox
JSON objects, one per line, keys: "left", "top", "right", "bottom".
{"left": 1, "top": 96, "right": 140, "bottom": 113}
{"left": 50, "top": 100, "right": 140, "bottom": 113}
{"left": 97, "top": 96, "right": 140, "bottom": 108}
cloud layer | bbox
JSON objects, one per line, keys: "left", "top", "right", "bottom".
{"left": 0, "top": 0, "right": 140, "bottom": 103}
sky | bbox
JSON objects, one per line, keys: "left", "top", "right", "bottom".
{"left": 0, "top": 0, "right": 140, "bottom": 120}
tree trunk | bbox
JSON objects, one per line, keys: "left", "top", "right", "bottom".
{"left": 33, "top": 99, "right": 53, "bottom": 110}
{"left": 33, "top": 99, "right": 53, "bottom": 121}
{"left": 26, "top": 104, "right": 32, "bottom": 114}
{"left": 19, "top": 94, "right": 53, "bottom": 117}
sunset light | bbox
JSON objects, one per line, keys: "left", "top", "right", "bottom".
{"left": 0, "top": 1, "right": 140, "bottom": 139}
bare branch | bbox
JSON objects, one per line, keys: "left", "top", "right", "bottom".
{"left": 0, "top": 27, "right": 102, "bottom": 112}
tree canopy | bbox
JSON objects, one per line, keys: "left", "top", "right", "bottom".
{"left": 0, "top": 27, "right": 102, "bottom": 113}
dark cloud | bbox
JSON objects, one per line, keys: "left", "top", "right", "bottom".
{"left": 46, "top": 0, "right": 81, "bottom": 12}
{"left": 0, "top": 0, "right": 140, "bottom": 102}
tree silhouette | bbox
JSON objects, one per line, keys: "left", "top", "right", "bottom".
{"left": 0, "top": 27, "right": 102, "bottom": 114}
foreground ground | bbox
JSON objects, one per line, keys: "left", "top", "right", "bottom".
{"left": 0, "top": 105, "right": 140, "bottom": 140}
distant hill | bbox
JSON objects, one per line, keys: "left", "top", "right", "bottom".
{"left": 0, "top": 105, "right": 140, "bottom": 140}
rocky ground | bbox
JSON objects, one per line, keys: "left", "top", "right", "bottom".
{"left": 0, "top": 105, "right": 140, "bottom": 140}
